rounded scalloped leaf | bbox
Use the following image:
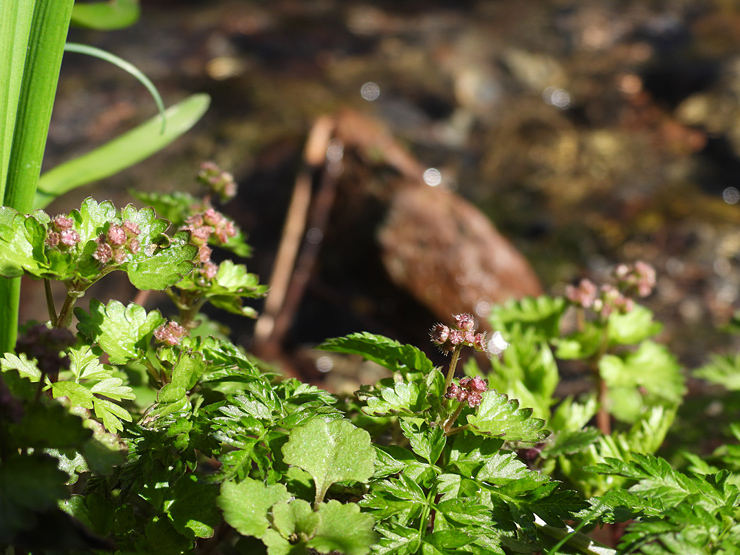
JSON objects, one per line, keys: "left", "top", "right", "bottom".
{"left": 283, "top": 418, "right": 376, "bottom": 505}
{"left": 75, "top": 299, "right": 165, "bottom": 364}
{"left": 125, "top": 231, "right": 197, "bottom": 290}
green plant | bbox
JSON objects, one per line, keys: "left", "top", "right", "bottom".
{"left": 2, "top": 176, "right": 740, "bottom": 553}
{"left": 0, "top": 0, "right": 209, "bottom": 354}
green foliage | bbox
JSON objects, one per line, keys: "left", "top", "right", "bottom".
{"left": 1, "top": 131, "right": 740, "bottom": 555}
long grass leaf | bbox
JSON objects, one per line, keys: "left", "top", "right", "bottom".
{"left": 34, "top": 93, "right": 210, "bottom": 209}
{"left": 71, "top": 0, "right": 140, "bottom": 30}
{"left": 1, "top": 0, "right": 75, "bottom": 355}
{"left": 0, "top": 0, "right": 36, "bottom": 199}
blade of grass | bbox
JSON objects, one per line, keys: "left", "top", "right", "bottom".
{"left": 71, "top": 0, "right": 140, "bottom": 30}
{"left": 1, "top": 0, "right": 75, "bottom": 355}
{"left": 34, "top": 93, "right": 210, "bottom": 209}
{"left": 64, "top": 42, "right": 167, "bottom": 134}
{"left": 0, "top": 0, "right": 36, "bottom": 199}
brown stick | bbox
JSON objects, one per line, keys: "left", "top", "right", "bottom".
{"left": 253, "top": 116, "right": 336, "bottom": 354}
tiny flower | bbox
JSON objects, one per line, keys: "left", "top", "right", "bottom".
{"left": 429, "top": 323, "right": 450, "bottom": 345}
{"left": 122, "top": 220, "right": 141, "bottom": 236}
{"left": 202, "top": 261, "right": 218, "bottom": 280}
{"left": 60, "top": 229, "right": 80, "bottom": 247}
{"left": 107, "top": 224, "right": 127, "bottom": 246}
{"left": 198, "top": 245, "right": 213, "bottom": 264}
{"left": 634, "top": 261, "right": 656, "bottom": 297}
{"left": 112, "top": 248, "right": 128, "bottom": 264}
{"left": 467, "top": 392, "right": 483, "bottom": 407}
{"left": 190, "top": 226, "right": 212, "bottom": 245}
{"left": 448, "top": 329, "right": 465, "bottom": 345}
{"left": 445, "top": 383, "right": 459, "bottom": 399}
{"left": 203, "top": 208, "right": 223, "bottom": 227}
{"left": 154, "top": 321, "right": 188, "bottom": 346}
{"left": 565, "top": 278, "right": 598, "bottom": 308}
{"left": 469, "top": 376, "right": 487, "bottom": 393}
{"left": 128, "top": 238, "right": 141, "bottom": 254}
{"left": 453, "top": 313, "right": 475, "bottom": 331}
{"left": 51, "top": 215, "right": 74, "bottom": 230}
{"left": 473, "top": 332, "right": 487, "bottom": 352}
{"left": 46, "top": 231, "right": 61, "bottom": 247}
{"left": 93, "top": 242, "right": 113, "bottom": 263}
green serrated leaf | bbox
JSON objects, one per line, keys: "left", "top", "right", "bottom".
{"left": 489, "top": 295, "right": 567, "bottom": 341}
{"left": 607, "top": 304, "right": 662, "bottom": 346}
{"left": 308, "top": 500, "right": 376, "bottom": 555}
{"left": 319, "top": 333, "right": 434, "bottom": 377}
{"left": 167, "top": 474, "right": 221, "bottom": 539}
{"left": 363, "top": 381, "right": 424, "bottom": 416}
{"left": 271, "top": 499, "right": 319, "bottom": 541}
{"left": 1, "top": 352, "right": 41, "bottom": 381}
{"left": 694, "top": 354, "right": 740, "bottom": 391}
{"left": 282, "top": 418, "right": 376, "bottom": 505}
{"left": 76, "top": 299, "right": 164, "bottom": 364}
{"left": 126, "top": 231, "right": 196, "bottom": 290}
{"left": 399, "top": 418, "right": 446, "bottom": 465}
{"left": 218, "top": 478, "right": 290, "bottom": 538}
{"left": 0, "top": 208, "right": 47, "bottom": 278}
{"left": 599, "top": 341, "right": 685, "bottom": 405}
{"left": 466, "top": 390, "right": 550, "bottom": 443}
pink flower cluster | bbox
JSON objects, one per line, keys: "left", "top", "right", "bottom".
{"left": 445, "top": 376, "right": 487, "bottom": 408}
{"left": 92, "top": 220, "right": 141, "bottom": 265}
{"left": 197, "top": 161, "right": 237, "bottom": 200}
{"left": 615, "top": 261, "right": 656, "bottom": 298}
{"left": 565, "top": 261, "right": 657, "bottom": 318}
{"left": 154, "top": 320, "right": 188, "bottom": 345}
{"left": 429, "top": 313, "right": 488, "bottom": 354}
{"left": 46, "top": 215, "right": 81, "bottom": 249}
{"left": 181, "top": 208, "right": 237, "bottom": 281}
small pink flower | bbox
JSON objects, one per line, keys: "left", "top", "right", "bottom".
{"left": 565, "top": 279, "right": 598, "bottom": 308}
{"left": 51, "top": 215, "right": 74, "bottom": 230}
{"left": 93, "top": 242, "right": 113, "bottom": 263}
{"left": 122, "top": 220, "right": 140, "bottom": 236}
{"left": 453, "top": 313, "right": 475, "bottom": 331}
{"left": 448, "top": 329, "right": 465, "bottom": 345}
{"left": 429, "top": 323, "right": 450, "bottom": 345}
{"left": 202, "top": 261, "right": 218, "bottom": 280}
{"left": 60, "top": 229, "right": 80, "bottom": 247}
{"left": 107, "top": 224, "right": 127, "bottom": 246}
{"left": 154, "top": 321, "right": 188, "bottom": 346}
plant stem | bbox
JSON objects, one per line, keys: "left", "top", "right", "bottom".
{"left": 44, "top": 278, "right": 56, "bottom": 326}
{"left": 443, "top": 344, "right": 462, "bottom": 393}
{"left": 56, "top": 288, "right": 85, "bottom": 329}
{"left": 444, "top": 402, "right": 466, "bottom": 435}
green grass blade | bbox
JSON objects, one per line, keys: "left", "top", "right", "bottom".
{"left": 34, "top": 93, "right": 211, "bottom": 209}
{"left": 0, "top": 0, "right": 36, "bottom": 200}
{"left": 4, "top": 0, "right": 75, "bottom": 213}
{"left": 71, "top": 0, "right": 140, "bottom": 30}
{"left": 1, "top": 0, "right": 75, "bottom": 355}
{"left": 64, "top": 42, "right": 166, "bottom": 134}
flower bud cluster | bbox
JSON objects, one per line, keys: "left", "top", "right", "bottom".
{"left": 181, "top": 208, "right": 236, "bottom": 281}
{"left": 429, "top": 313, "right": 508, "bottom": 357}
{"left": 197, "top": 161, "right": 237, "bottom": 201}
{"left": 46, "top": 215, "right": 81, "bottom": 249}
{"left": 565, "top": 261, "right": 656, "bottom": 318}
{"left": 92, "top": 220, "right": 142, "bottom": 265}
{"left": 16, "top": 324, "right": 76, "bottom": 379}
{"left": 154, "top": 320, "right": 188, "bottom": 345}
{"left": 615, "top": 261, "right": 656, "bottom": 298}
{"left": 445, "top": 376, "right": 487, "bottom": 408}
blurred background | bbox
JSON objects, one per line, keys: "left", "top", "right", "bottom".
{"left": 29, "top": 0, "right": 740, "bottom": 378}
